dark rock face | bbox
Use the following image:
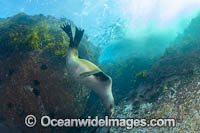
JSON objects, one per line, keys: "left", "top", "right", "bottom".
{"left": 40, "top": 64, "right": 48, "bottom": 70}
{"left": 111, "top": 14, "right": 200, "bottom": 133}
{"left": 0, "top": 51, "right": 91, "bottom": 132}
{"left": 33, "top": 80, "right": 40, "bottom": 86}
{"left": 131, "top": 49, "right": 200, "bottom": 108}
{"left": 130, "top": 14, "right": 200, "bottom": 108}
{"left": 0, "top": 13, "right": 100, "bottom": 132}
{"left": 0, "top": 122, "right": 21, "bottom": 133}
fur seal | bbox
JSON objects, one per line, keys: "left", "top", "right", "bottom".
{"left": 61, "top": 23, "right": 114, "bottom": 116}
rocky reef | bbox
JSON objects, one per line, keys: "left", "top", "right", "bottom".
{"left": 111, "top": 14, "right": 200, "bottom": 132}
{"left": 0, "top": 13, "right": 100, "bottom": 132}
{"left": 1, "top": 12, "right": 200, "bottom": 133}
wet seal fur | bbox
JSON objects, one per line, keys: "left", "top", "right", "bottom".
{"left": 61, "top": 23, "right": 114, "bottom": 116}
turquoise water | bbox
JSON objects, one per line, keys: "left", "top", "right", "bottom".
{"left": 1, "top": 1, "right": 200, "bottom": 58}
{"left": 0, "top": 1, "right": 200, "bottom": 132}
{"left": 0, "top": 0, "right": 200, "bottom": 70}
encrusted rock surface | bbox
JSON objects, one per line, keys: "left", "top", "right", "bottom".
{"left": 111, "top": 14, "right": 200, "bottom": 133}
{"left": 111, "top": 74, "right": 200, "bottom": 132}
{"left": 0, "top": 13, "right": 100, "bottom": 132}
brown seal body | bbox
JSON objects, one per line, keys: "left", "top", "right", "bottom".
{"left": 61, "top": 24, "right": 114, "bottom": 116}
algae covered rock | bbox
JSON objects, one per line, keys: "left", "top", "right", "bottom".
{"left": 130, "top": 14, "right": 200, "bottom": 107}
{"left": 0, "top": 13, "right": 99, "bottom": 132}
{"left": 111, "top": 14, "right": 200, "bottom": 133}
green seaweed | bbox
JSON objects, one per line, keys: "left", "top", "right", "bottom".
{"left": 0, "top": 13, "right": 70, "bottom": 59}
{"left": 135, "top": 70, "right": 147, "bottom": 81}
{"left": 0, "top": 13, "right": 98, "bottom": 63}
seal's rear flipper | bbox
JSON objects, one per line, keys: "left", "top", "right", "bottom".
{"left": 61, "top": 23, "right": 74, "bottom": 47}
{"left": 61, "top": 23, "right": 84, "bottom": 48}
{"left": 80, "top": 70, "right": 110, "bottom": 81}
{"left": 74, "top": 27, "right": 84, "bottom": 47}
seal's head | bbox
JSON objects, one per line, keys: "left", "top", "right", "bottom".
{"left": 104, "top": 104, "right": 115, "bottom": 116}
{"left": 101, "top": 92, "right": 114, "bottom": 116}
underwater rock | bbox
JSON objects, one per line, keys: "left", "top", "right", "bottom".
{"left": 48, "top": 112, "right": 56, "bottom": 119}
{"left": 32, "top": 88, "right": 40, "bottom": 96}
{"left": 8, "top": 69, "right": 15, "bottom": 77}
{"left": 17, "top": 110, "right": 25, "bottom": 117}
{"left": 0, "top": 116, "right": 6, "bottom": 121}
{"left": 0, "top": 13, "right": 99, "bottom": 133}
{"left": 111, "top": 14, "right": 200, "bottom": 133}
{"left": 40, "top": 64, "right": 48, "bottom": 70}
{"left": 33, "top": 80, "right": 40, "bottom": 86}
{"left": 111, "top": 73, "right": 200, "bottom": 132}
{"left": 7, "top": 103, "right": 13, "bottom": 108}
{"left": 0, "top": 122, "right": 21, "bottom": 133}
{"left": 130, "top": 14, "right": 200, "bottom": 106}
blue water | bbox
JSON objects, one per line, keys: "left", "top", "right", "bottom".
{"left": 1, "top": 0, "right": 200, "bottom": 63}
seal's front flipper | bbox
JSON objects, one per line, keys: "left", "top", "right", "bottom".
{"left": 80, "top": 70, "right": 101, "bottom": 78}
{"left": 80, "top": 70, "right": 110, "bottom": 81}
{"left": 93, "top": 72, "right": 110, "bottom": 81}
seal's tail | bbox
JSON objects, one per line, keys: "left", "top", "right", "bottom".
{"left": 61, "top": 23, "right": 84, "bottom": 48}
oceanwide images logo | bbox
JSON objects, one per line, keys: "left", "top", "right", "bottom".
{"left": 25, "top": 115, "right": 176, "bottom": 129}
{"left": 25, "top": 115, "right": 37, "bottom": 127}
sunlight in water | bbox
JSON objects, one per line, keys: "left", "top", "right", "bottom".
{"left": 118, "top": 0, "right": 200, "bottom": 27}
{"left": 0, "top": 0, "right": 199, "bottom": 44}
{"left": 0, "top": 0, "right": 200, "bottom": 58}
